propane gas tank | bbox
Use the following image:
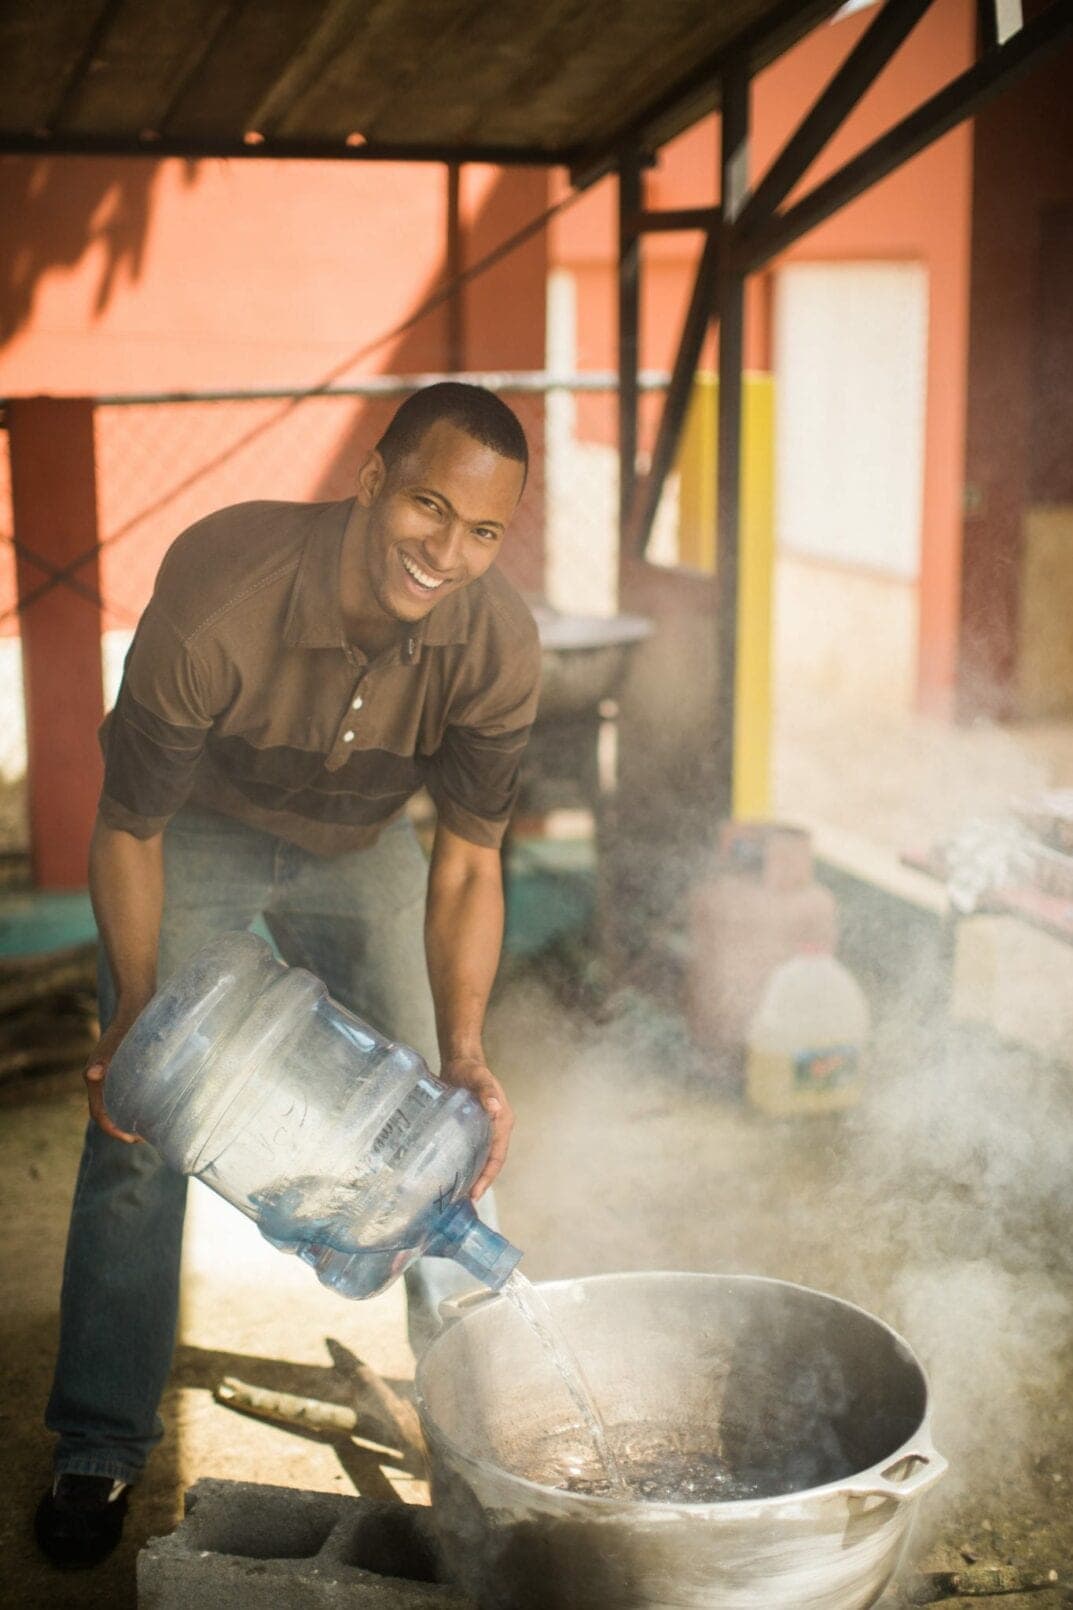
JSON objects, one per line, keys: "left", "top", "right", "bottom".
{"left": 688, "top": 824, "right": 838, "bottom": 1052}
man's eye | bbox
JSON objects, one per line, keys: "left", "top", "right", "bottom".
{"left": 416, "top": 496, "right": 439, "bottom": 512}
{"left": 474, "top": 528, "right": 498, "bottom": 543}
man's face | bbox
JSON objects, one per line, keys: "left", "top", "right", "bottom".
{"left": 356, "top": 419, "right": 525, "bottom": 625}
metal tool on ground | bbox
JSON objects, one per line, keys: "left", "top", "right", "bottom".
{"left": 900, "top": 1565, "right": 1062, "bottom": 1601}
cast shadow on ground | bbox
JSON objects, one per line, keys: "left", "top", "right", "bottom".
{"left": 5, "top": 1309, "right": 182, "bottom": 1610}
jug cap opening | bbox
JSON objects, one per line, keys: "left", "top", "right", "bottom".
{"left": 427, "top": 1198, "right": 523, "bottom": 1290}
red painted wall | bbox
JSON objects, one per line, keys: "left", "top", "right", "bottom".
{"left": 0, "top": 156, "right": 449, "bottom": 649}
{"left": 0, "top": 154, "right": 547, "bottom": 883}
{"left": 0, "top": 156, "right": 549, "bottom": 633}
{"left": 0, "top": 158, "right": 461, "bottom": 395}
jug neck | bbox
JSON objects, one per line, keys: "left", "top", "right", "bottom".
{"left": 427, "top": 1199, "right": 522, "bottom": 1290}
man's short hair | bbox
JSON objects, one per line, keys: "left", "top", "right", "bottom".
{"left": 376, "top": 382, "right": 528, "bottom": 483}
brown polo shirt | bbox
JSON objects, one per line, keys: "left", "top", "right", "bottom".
{"left": 99, "top": 498, "right": 541, "bottom": 856}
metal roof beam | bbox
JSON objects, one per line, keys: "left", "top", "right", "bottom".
{"left": 632, "top": 207, "right": 721, "bottom": 232}
{"left": 242, "top": 0, "right": 369, "bottom": 136}
{"left": 740, "top": 0, "right": 1073, "bottom": 269}
{"left": 151, "top": 0, "right": 245, "bottom": 137}
{"left": 570, "top": 0, "right": 842, "bottom": 188}
{"left": 43, "top": 0, "right": 127, "bottom": 132}
{"left": 618, "top": 149, "right": 643, "bottom": 535}
{"left": 0, "top": 131, "right": 573, "bottom": 166}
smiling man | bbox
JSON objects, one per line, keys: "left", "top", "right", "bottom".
{"left": 36, "top": 383, "right": 540, "bottom": 1569}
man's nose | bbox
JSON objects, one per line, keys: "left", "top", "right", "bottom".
{"left": 424, "top": 520, "right": 466, "bottom": 571}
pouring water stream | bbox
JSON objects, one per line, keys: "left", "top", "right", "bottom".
{"left": 499, "top": 1268, "right": 629, "bottom": 1495}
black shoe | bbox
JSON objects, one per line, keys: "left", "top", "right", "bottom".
{"left": 34, "top": 1474, "right": 130, "bottom": 1568}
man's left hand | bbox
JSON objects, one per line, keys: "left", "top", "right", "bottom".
{"left": 440, "top": 1054, "right": 514, "bottom": 1201}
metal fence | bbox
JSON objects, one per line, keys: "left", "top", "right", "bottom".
{"left": 0, "top": 372, "right": 677, "bottom": 849}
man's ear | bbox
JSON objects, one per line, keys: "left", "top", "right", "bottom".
{"left": 355, "top": 449, "right": 387, "bottom": 508}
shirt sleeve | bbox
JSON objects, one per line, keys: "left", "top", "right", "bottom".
{"left": 98, "top": 603, "right": 215, "bottom": 839}
{"left": 423, "top": 630, "right": 542, "bottom": 849}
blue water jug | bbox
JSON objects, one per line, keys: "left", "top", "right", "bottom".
{"left": 105, "top": 931, "right": 521, "bottom": 1298}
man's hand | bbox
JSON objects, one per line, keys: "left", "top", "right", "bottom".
{"left": 440, "top": 1052, "right": 514, "bottom": 1201}
{"left": 426, "top": 823, "right": 513, "bottom": 1201}
{"left": 83, "top": 1011, "right": 143, "bottom": 1144}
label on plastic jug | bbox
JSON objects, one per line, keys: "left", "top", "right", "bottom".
{"left": 370, "top": 1078, "right": 439, "bottom": 1163}
{"left": 792, "top": 1044, "right": 859, "bottom": 1092}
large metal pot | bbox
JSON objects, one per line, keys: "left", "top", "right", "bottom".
{"left": 415, "top": 1272, "right": 946, "bottom": 1610}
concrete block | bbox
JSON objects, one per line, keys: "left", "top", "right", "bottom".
{"left": 137, "top": 1478, "right": 476, "bottom": 1610}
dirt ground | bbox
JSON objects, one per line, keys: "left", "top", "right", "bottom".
{"left": 1, "top": 948, "right": 1071, "bottom": 1610}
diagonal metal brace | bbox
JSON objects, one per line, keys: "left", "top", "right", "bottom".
{"left": 741, "top": 0, "right": 1073, "bottom": 270}
{"left": 626, "top": 228, "right": 721, "bottom": 559}
{"left": 736, "top": 0, "right": 936, "bottom": 237}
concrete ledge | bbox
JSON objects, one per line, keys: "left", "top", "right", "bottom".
{"left": 137, "top": 1479, "right": 476, "bottom": 1609}
{"left": 808, "top": 822, "right": 948, "bottom": 918}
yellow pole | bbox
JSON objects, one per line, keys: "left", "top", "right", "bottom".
{"left": 674, "top": 371, "right": 775, "bottom": 818}
{"left": 734, "top": 375, "right": 774, "bottom": 819}
{"left": 677, "top": 373, "right": 717, "bottom": 570}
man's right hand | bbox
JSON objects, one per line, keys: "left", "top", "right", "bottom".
{"left": 83, "top": 1012, "right": 143, "bottom": 1143}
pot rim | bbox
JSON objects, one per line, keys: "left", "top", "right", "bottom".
{"left": 414, "top": 1269, "right": 941, "bottom": 1516}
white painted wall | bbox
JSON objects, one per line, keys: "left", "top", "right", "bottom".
{"left": 543, "top": 268, "right": 619, "bottom": 618}
{"left": 102, "top": 629, "right": 134, "bottom": 710}
{"left": 0, "top": 639, "right": 26, "bottom": 780}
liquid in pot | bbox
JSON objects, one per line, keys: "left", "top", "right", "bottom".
{"left": 519, "top": 1418, "right": 858, "bottom": 1503}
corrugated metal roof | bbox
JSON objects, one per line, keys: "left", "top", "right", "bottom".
{"left": 0, "top": 0, "right": 841, "bottom": 169}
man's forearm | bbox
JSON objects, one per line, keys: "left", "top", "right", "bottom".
{"left": 425, "top": 825, "right": 513, "bottom": 1196}
{"left": 425, "top": 835, "right": 504, "bottom": 1062}
{"left": 89, "top": 816, "right": 166, "bottom": 1015}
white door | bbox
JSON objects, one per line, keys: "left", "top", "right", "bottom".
{"left": 774, "top": 261, "right": 928, "bottom": 579}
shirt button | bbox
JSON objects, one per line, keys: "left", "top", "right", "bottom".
{"left": 342, "top": 730, "right": 355, "bottom": 743}
{"left": 352, "top": 695, "right": 363, "bottom": 710}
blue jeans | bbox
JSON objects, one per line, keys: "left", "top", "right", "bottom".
{"left": 46, "top": 807, "right": 496, "bottom": 1483}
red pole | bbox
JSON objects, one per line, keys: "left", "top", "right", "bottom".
{"left": 8, "top": 398, "right": 105, "bottom": 890}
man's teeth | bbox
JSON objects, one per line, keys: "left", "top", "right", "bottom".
{"left": 401, "top": 553, "right": 445, "bottom": 590}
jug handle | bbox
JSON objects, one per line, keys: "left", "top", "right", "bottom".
{"left": 835, "top": 1443, "right": 948, "bottom": 1503}
{"left": 437, "top": 1288, "right": 500, "bottom": 1329}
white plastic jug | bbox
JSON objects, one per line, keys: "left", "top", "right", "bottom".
{"left": 745, "top": 953, "right": 870, "bottom": 1117}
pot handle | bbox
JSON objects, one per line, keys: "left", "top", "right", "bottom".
{"left": 835, "top": 1444, "right": 948, "bottom": 1503}
{"left": 437, "top": 1287, "right": 500, "bottom": 1329}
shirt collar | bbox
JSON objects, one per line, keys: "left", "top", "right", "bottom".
{"left": 283, "top": 500, "right": 478, "bottom": 658}
{"left": 282, "top": 501, "right": 350, "bottom": 650}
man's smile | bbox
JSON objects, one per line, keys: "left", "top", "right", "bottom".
{"left": 399, "top": 550, "right": 449, "bottom": 594}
